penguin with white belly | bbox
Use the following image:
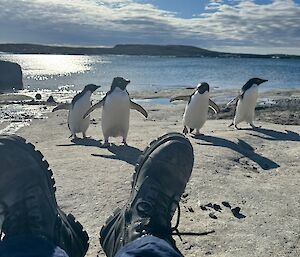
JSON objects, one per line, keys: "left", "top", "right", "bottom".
{"left": 227, "top": 78, "right": 268, "bottom": 129}
{"left": 52, "top": 84, "right": 100, "bottom": 139}
{"left": 83, "top": 77, "right": 148, "bottom": 147}
{"left": 170, "top": 82, "right": 220, "bottom": 135}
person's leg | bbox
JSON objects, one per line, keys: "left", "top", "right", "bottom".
{"left": 0, "top": 235, "right": 68, "bottom": 257}
{"left": 114, "top": 235, "right": 183, "bottom": 257}
{"left": 0, "top": 134, "right": 89, "bottom": 257}
{"left": 100, "top": 132, "right": 194, "bottom": 257}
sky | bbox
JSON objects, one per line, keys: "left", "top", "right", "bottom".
{"left": 0, "top": 0, "right": 300, "bottom": 54}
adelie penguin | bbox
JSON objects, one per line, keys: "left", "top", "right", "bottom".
{"left": 170, "top": 82, "right": 220, "bottom": 135}
{"left": 83, "top": 77, "right": 148, "bottom": 147}
{"left": 52, "top": 84, "right": 100, "bottom": 139}
{"left": 227, "top": 78, "right": 268, "bottom": 129}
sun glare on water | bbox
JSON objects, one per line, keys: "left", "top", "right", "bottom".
{"left": 0, "top": 54, "right": 94, "bottom": 80}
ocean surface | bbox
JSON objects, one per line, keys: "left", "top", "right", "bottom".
{"left": 0, "top": 54, "right": 300, "bottom": 92}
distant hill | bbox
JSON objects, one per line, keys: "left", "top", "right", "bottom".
{"left": 0, "top": 43, "right": 299, "bottom": 59}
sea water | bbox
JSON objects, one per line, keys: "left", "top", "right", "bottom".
{"left": 0, "top": 54, "right": 299, "bottom": 92}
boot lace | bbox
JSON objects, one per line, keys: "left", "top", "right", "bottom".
{"left": 141, "top": 186, "right": 215, "bottom": 241}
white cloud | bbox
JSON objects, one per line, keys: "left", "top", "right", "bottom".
{"left": 0, "top": 0, "right": 299, "bottom": 54}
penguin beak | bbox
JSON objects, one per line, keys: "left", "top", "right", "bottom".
{"left": 93, "top": 85, "right": 101, "bottom": 92}
{"left": 124, "top": 80, "right": 130, "bottom": 88}
{"left": 258, "top": 79, "right": 268, "bottom": 85}
{"left": 121, "top": 80, "right": 130, "bottom": 90}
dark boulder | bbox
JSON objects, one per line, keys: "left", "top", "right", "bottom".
{"left": 35, "top": 93, "right": 42, "bottom": 100}
{"left": 0, "top": 61, "right": 23, "bottom": 92}
{"left": 46, "top": 95, "right": 56, "bottom": 103}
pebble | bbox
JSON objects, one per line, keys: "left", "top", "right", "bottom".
{"left": 209, "top": 212, "right": 218, "bottom": 219}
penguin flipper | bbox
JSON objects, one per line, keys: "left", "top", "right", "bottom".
{"left": 170, "top": 95, "right": 190, "bottom": 102}
{"left": 209, "top": 99, "right": 220, "bottom": 114}
{"left": 52, "top": 103, "right": 71, "bottom": 112}
{"left": 130, "top": 100, "right": 148, "bottom": 118}
{"left": 226, "top": 95, "right": 240, "bottom": 107}
{"left": 83, "top": 99, "right": 104, "bottom": 119}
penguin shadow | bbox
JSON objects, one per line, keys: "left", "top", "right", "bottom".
{"left": 192, "top": 134, "right": 280, "bottom": 170}
{"left": 57, "top": 138, "right": 103, "bottom": 148}
{"left": 245, "top": 127, "right": 300, "bottom": 142}
{"left": 91, "top": 143, "right": 142, "bottom": 166}
{"left": 200, "top": 201, "right": 246, "bottom": 219}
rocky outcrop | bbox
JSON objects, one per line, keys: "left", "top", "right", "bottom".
{"left": 0, "top": 61, "right": 23, "bottom": 92}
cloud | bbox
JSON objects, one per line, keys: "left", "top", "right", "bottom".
{"left": 0, "top": 0, "right": 299, "bottom": 54}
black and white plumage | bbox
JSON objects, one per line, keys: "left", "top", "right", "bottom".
{"left": 52, "top": 84, "right": 100, "bottom": 139}
{"left": 170, "top": 82, "right": 220, "bottom": 135}
{"left": 228, "top": 78, "right": 268, "bottom": 129}
{"left": 83, "top": 77, "right": 148, "bottom": 147}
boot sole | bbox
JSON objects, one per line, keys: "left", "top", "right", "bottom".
{"left": 99, "top": 207, "right": 122, "bottom": 244}
{"left": 0, "top": 134, "right": 89, "bottom": 255}
{"left": 64, "top": 213, "right": 90, "bottom": 254}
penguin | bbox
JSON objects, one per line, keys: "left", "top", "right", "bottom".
{"left": 170, "top": 82, "right": 220, "bottom": 135}
{"left": 52, "top": 84, "right": 100, "bottom": 139}
{"left": 83, "top": 77, "right": 148, "bottom": 147}
{"left": 228, "top": 78, "right": 268, "bottom": 129}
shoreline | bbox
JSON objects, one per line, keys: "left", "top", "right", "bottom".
{"left": 0, "top": 88, "right": 299, "bottom": 134}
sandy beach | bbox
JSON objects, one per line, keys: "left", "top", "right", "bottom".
{"left": 1, "top": 89, "right": 300, "bottom": 257}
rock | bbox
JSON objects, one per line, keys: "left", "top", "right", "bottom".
{"left": 222, "top": 201, "right": 231, "bottom": 208}
{"left": 231, "top": 207, "right": 246, "bottom": 219}
{"left": 206, "top": 203, "right": 213, "bottom": 208}
{"left": 213, "top": 204, "right": 222, "bottom": 212}
{"left": 188, "top": 207, "right": 194, "bottom": 212}
{"left": 209, "top": 212, "right": 218, "bottom": 219}
{"left": 35, "top": 93, "right": 42, "bottom": 100}
{"left": 200, "top": 205, "right": 208, "bottom": 211}
{"left": 0, "top": 61, "right": 23, "bottom": 92}
{"left": 46, "top": 95, "right": 56, "bottom": 103}
{"left": 182, "top": 192, "right": 189, "bottom": 198}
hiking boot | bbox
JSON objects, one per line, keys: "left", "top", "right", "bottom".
{"left": 0, "top": 134, "right": 89, "bottom": 257}
{"left": 100, "top": 132, "right": 194, "bottom": 257}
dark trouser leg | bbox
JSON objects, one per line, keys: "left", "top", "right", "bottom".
{"left": 115, "top": 236, "right": 183, "bottom": 257}
{"left": 0, "top": 235, "right": 69, "bottom": 257}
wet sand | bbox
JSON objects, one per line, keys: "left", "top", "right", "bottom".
{"left": 1, "top": 89, "right": 300, "bottom": 257}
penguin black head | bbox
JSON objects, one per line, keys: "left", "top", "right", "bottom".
{"left": 243, "top": 78, "right": 268, "bottom": 92}
{"left": 111, "top": 77, "right": 130, "bottom": 91}
{"left": 83, "top": 84, "right": 101, "bottom": 93}
{"left": 196, "top": 82, "right": 210, "bottom": 94}
{"left": 249, "top": 78, "right": 268, "bottom": 86}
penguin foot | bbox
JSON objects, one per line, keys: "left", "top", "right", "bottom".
{"left": 194, "top": 129, "right": 201, "bottom": 135}
{"left": 101, "top": 142, "right": 110, "bottom": 148}
{"left": 229, "top": 123, "right": 240, "bottom": 130}
{"left": 70, "top": 134, "right": 79, "bottom": 140}
{"left": 194, "top": 132, "right": 202, "bottom": 136}
{"left": 250, "top": 124, "right": 261, "bottom": 129}
{"left": 82, "top": 132, "right": 90, "bottom": 139}
{"left": 121, "top": 140, "right": 128, "bottom": 146}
